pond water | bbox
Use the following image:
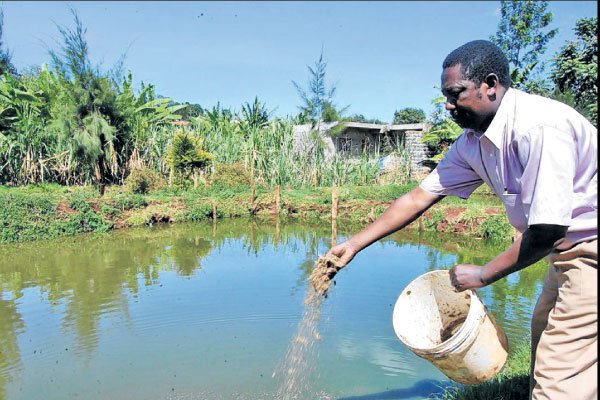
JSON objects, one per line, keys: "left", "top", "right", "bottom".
{"left": 0, "top": 218, "right": 547, "bottom": 400}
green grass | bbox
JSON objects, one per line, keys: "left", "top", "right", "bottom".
{"left": 435, "top": 340, "right": 531, "bottom": 400}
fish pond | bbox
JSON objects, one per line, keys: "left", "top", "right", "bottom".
{"left": 0, "top": 219, "right": 546, "bottom": 400}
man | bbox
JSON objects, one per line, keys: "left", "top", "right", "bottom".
{"left": 327, "top": 40, "right": 597, "bottom": 400}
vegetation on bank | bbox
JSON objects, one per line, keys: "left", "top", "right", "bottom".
{"left": 436, "top": 340, "right": 531, "bottom": 400}
{"left": 0, "top": 180, "right": 512, "bottom": 245}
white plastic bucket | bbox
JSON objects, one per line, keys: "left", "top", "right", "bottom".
{"left": 392, "top": 270, "right": 509, "bottom": 384}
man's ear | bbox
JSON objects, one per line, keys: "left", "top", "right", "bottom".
{"left": 484, "top": 74, "right": 499, "bottom": 98}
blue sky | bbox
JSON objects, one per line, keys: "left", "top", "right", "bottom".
{"left": 3, "top": 1, "right": 597, "bottom": 122}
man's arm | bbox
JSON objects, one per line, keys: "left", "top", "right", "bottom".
{"left": 449, "top": 224, "right": 568, "bottom": 290}
{"left": 327, "top": 186, "right": 444, "bottom": 266}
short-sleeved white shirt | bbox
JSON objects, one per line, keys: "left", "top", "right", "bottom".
{"left": 420, "top": 88, "right": 597, "bottom": 248}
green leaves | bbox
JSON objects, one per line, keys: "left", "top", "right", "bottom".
{"left": 491, "top": 0, "right": 558, "bottom": 90}
{"left": 167, "top": 130, "right": 213, "bottom": 176}
{"left": 292, "top": 49, "right": 347, "bottom": 126}
{"left": 393, "top": 107, "right": 426, "bottom": 125}
{"left": 550, "top": 17, "right": 597, "bottom": 124}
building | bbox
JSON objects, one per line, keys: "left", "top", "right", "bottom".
{"left": 292, "top": 121, "right": 433, "bottom": 176}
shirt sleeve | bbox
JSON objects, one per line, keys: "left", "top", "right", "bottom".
{"left": 420, "top": 136, "right": 484, "bottom": 199}
{"left": 518, "top": 125, "right": 575, "bottom": 227}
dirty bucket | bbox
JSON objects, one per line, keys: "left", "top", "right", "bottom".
{"left": 392, "top": 270, "right": 508, "bottom": 384}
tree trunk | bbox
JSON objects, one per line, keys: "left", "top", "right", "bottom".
{"left": 97, "top": 155, "right": 107, "bottom": 196}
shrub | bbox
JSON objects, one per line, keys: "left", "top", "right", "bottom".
{"left": 110, "top": 192, "right": 147, "bottom": 211}
{"left": 68, "top": 189, "right": 97, "bottom": 210}
{"left": 124, "top": 167, "right": 165, "bottom": 194}
{"left": 100, "top": 203, "right": 119, "bottom": 217}
{"left": 0, "top": 192, "right": 57, "bottom": 242}
{"left": 184, "top": 201, "right": 217, "bottom": 221}
{"left": 478, "top": 214, "right": 513, "bottom": 241}
{"left": 68, "top": 208, "right": 114, "bottom": 233}
{"left": 210, "top": 163, "right": 253, "bottom": 188}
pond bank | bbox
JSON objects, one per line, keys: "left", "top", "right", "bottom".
{"left": 0, "top": 182, "right": 514, "bottom": 244}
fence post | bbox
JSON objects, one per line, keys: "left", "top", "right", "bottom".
{"left": 331, "top": 187, "right": 338, "bottom": 220}
{"left": 275, "top": 185, "right": 280, "bottom": 214}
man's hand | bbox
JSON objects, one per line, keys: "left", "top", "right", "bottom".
{"left": 449, "top": 264, "right": 487, "bottom": 292}
{"left": 449, "top": 225, "right": 568, "bottom": 291}
{"left": 326, "top": 240, "right": 361, "bottom": 269}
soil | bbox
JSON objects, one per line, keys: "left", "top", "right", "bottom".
{"left": 308, "top": 254, "right": 344, "bottom": 296}
{"left": 56, "top": 201, "right": 77, "bottom": 215}
{"left": 440, "top": 317, "right": 467, "bottom": 343}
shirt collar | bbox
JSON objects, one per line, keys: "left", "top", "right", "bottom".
{"left": 467, "top": 88, "right": 516, "bottom": 149}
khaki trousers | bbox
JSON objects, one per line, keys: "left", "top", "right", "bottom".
{"left": 530, "top": 240, "right": 597, "bottom": 400}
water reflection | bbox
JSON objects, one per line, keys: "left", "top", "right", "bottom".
{"left": 0, "top": 219, "right": 546, "bottom": 399}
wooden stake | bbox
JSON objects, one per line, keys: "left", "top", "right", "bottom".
{"left": 275, "top": 185, "right": 280, "bottom": 214}
{"left": 212, "top": 200, "right": 217, "bottom": 222}
{"left": 331, "top": 217, "right": 337, "bottom": 248}
{"left": 250, "top": 185, "right": 256, "bottom": 210}
{"left": 193, "top": 171, "right": 198, "bottom": 189}
{"left": 331, "top": 187, "right": 338, "bottom": 220}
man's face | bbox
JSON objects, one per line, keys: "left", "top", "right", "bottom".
{"left": 441, "top": 64, "right": 494, "bottom": 132}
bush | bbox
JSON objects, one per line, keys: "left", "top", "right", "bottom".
{"left": 124, "top": 167, "right": 165, "bottom": 194}
{"left": 68, "top": 207, "right": 114, "bottom": 233}
{"left": 0, "top": 192, "right": 57, "bottom": 242}
{"left": 110, "top": 192, "right": 147, "bottom": 211}
{"left": 0, "top": 190, "right": 113, "bottom": 242}
{"left": 210, "top": 163, "right": 253, "bottom": 188}
{"left": 478, "top": 214, "right": 513, "bottom": 241}
{"left": 184, "top": 201, "right": 216, "bottom": 221}
{"left": 68, "top": 189, "right": 97, "bottom": 210}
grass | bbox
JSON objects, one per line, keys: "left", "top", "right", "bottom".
{"left": 435, "top": 340, "right": 531, "bottom": 400}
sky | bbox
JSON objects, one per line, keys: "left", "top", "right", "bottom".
{"left": 2, "top": 1, "right": 597, "bottom": 123}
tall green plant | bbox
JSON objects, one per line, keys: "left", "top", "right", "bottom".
{"left": 167, "top": 130, "right": 213, "bottom": 187}
{"left": 46, "top": 10, "right": 125, "bottom": 194}
{"left": 292, "top": 49, "right": 348, "bottom": 126}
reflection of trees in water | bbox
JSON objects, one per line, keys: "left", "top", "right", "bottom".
{"left": 0, "top": 298, "right": 24, "bottom": 400}
{"left": 160, "top": 236, "right": 212, "bottom": 276}
{"left": 0, "top": 218, "right": 349, "bottom": 379}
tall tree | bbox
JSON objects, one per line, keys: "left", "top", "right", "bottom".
{"left": 490, "top": 0, "right": 558, "bottom": 92}
{"left": 292, "top": 49, "right": 347, "bottom": 125}
{"left": 551, "top": 17, "right": 598, "bottom": 124}
{"left": 48, "top": 9, "right": 121, "bottom": 195}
